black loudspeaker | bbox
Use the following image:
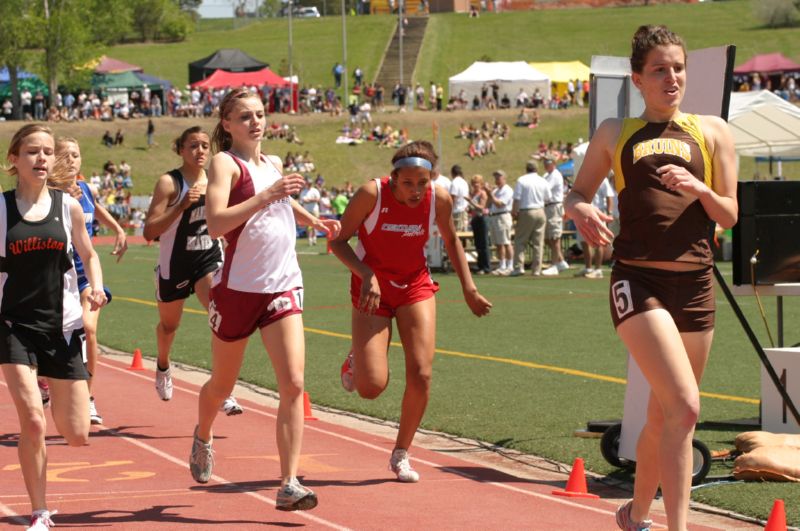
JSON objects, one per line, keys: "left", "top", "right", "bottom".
{"left": 732, "top": 181, "right": 800, "bottom": 285}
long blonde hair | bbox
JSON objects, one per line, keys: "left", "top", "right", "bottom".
{"left": 47, "top": 137, "right": 81, "bottom": 192}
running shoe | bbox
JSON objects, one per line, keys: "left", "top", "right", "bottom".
{"left": 574, "top": 267, "right": 593, "bottom": 277}
{"left": 221, "top": 396, "right": 243, "bottom": 416}
{"left": 389, "top": 448, "right": 420, "bottom": 483}
{"left": 276, "top": 477, "right": 318, "bottom": 511}
{"left": 38, "top": 379, "right": 50, "bottom": 410}
{"left": 155, "top": 366, "right": 173, "bottom": 401}
{"left": 586, "top": 269, "right": 604, "bottom": 279}
{"left": 89, "top": 397, "right": 103, "bottom": 425}
{"left": 340, "top": 350, "right": 355, "bottom": 393}
{"left": 27, "top": 509, "right": 57, "bottom": 530}
{"left": 541, "top": 265, "right": 560, "bottom": 276}
{"left": 189, "top": 426, "right": 214, "bottom": 483}
{"left": 555, "top": 260, "right": 570, "bottom": 272}
{"left": 615, "top": 500, "right": 652, "bottom": 531}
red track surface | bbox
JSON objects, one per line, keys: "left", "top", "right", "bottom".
{"left": 1, "top": 355, "right": 758, "bottom": 530}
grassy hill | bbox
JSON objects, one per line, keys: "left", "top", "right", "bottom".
{"left": 2, "top": 0, "right": 798, "bottom": 190}
{"left": 107, "top": 16, "right": 397, "bottom": 89}
{"left": 415, "top": 1, "right": 800, "bottom": 88}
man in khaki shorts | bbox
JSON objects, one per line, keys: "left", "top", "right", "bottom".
{"left": 541, "top": 157, "right": 570, "bottom": 275}
{"left": 486, "top": 170, "right": 514, "bottom": 275}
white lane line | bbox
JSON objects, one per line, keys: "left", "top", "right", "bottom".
{"left": 98, "top": 361, "right": 643, "bottom": 523}
{"left": 0, "top": 377, "right": 349, "bottom": 531}
{"left": 0, "top": 500, "right": 28, "bottom": 526}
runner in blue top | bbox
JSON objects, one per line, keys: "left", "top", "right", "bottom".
{"left": 46, "top": 137, "right": 127, "bottom": 425}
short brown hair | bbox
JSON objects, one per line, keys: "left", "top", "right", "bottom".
{"left": 391, "top": 140, "right": 439, "bottom": 174}
{"left": 5, "top": 124, "right": 53, "bottom": 178}
{"left": 630, "top": 25, "right": 686, "bottom": 74}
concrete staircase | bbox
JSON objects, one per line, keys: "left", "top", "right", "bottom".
{"left": 374, "top": 16, "right": 428, "bottom": 89}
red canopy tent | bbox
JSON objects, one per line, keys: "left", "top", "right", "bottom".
{"left": 734, "top": 52, "right": 800, "bottom": 74}
{"left": 190, "top": 68, "right": 289, "bottom": 89}
{"left": 190, "top": 68, "right": 297, "bottom": 112}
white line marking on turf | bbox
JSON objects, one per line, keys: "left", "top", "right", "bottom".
{"left": 0, "top": 377, "right": 348, "bottom": 531}
{"left": 97, "top": 361, "right": 664, "bottom": 525}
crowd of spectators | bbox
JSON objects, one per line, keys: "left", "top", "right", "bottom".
{"left": 734, "top": 72, "right": 799, "bottom": 101}
{"left": 458, "top": 120, "right": 509, "bottom": 159}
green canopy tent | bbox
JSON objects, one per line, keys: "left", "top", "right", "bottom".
{"left": 0, "top": 74, "right": 48, "bottom": 101}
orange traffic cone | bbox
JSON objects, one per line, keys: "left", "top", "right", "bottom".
{"left": 765, "top": 499, "right": 787, "bottom": 531}
{"left": 552, "top": 458, "right": 599, "bottom": 498}
{"left": 303, "top": 391, "right": 318, "bottom": 421}
{"left": 128, "top": 348, "right": 144, "bottom": 371}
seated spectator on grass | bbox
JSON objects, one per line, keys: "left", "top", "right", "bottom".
{"left": 499, "top": 93, "right": 511, "bottom": 109}
{"left": 471, "top": 94, "right": 480, "bottom": 110}
{"left": 515, "top": 89, "right": 529, "bottom": 108}
{"left": 532, "top": 87, "right": 543, "bottom": 108}
{"left": 102, "top": 130, "right": 114, "bottom": 147}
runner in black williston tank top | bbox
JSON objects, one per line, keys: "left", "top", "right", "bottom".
{"left": 0, "top": 124, "right": 107, "bottom": 530}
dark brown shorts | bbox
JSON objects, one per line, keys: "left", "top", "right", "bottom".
{"left": 609, "top": 262, "right": 715, "bottom": 332}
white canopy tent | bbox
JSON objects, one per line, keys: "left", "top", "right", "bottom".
{"left": 728, "top": 90, "right": 800, "bottom": 158}
{"left": 448, "top": 61, "right": 550, "bottom": 104}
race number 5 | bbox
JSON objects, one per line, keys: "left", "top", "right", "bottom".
{"left": 611, "top": 280, "right": 634, "bottom": 320}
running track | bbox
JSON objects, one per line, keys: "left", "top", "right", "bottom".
{"left": 1, "top": 352, "right": 760, "bottom": 530}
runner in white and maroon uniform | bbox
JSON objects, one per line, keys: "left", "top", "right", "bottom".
{"left": 188, "top": 89, "right": 339, "bottom": 512}
{"left": 1, "top": 124, "right": 107, "bottom": 531}
{"left": 331, "top": 140, "right": 492, "bottom": 483}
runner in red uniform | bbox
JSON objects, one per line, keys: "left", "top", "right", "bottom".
{"left": 331, "top": 141, "right": 492, "bottom": 482}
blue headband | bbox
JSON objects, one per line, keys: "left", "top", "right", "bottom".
{"left": 393, "top": 157, "right": 433, "bottom": 171}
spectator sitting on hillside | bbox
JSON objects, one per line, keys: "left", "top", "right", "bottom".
{"left": 516, "top": 89, "right": 529, "bottom": 108}
{"left": 102, "top": 130, "right": 114, "bottom": 148}
{"left": 114, "top": 129, "right": 124, "bottom": 146}
{"left": 287, "top": 126, "right": 303, "bottom": 145}
{"left": 516, "top": 107, "right": 539, "bottom": 128}
{"left": 499, "top": 93, "right": 511, "bottom": 109}
{"left": 471, "top": 94, "right": 481, "bottom": 110}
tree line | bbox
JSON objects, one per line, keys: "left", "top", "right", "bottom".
{"left": 0, "top": 0, "right": 201, "bottom": 120}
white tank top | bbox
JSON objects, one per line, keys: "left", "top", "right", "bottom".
{"left": 212, "top": 153, "right": 302, "bottom": 294}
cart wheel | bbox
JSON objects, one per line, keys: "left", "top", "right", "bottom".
{"left": 600, "top": 423, "right": 635, "bottom": 469}
{"left": 691, "top": 439, "right": 712, "bottom": 485}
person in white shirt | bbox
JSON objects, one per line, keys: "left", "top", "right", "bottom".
{"left": 486, "top": 170, "right": 514, "bottom": 275}
{"left": 511, "top": 161, "right": 551, "bottom": 276}
{"left": 433, "top": 172, "right": 451, "bottom": 191}
{"left": 299, "top": 179, "right": 321, "bottom": 246}
{"left": 575, "top": 174, "right": 615, "bottom": 279}
{"left": 449, "top": 164, "right": 470, "bottom": 232}
{"left": 541, "top": 157, "right": 570, "bottom": 275}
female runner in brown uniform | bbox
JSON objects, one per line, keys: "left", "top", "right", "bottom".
{"left": 565, "top": 26, "right": 738, "bottom": 531}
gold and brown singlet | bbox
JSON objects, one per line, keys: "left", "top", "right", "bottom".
{"left": 611, "top": 113, "right": 714, "bottom": 265}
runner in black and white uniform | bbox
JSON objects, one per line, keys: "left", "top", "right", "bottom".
{"left": 1, "top": 124, "right": 107, "bottom": 531}
{"left": 143, "top": 127, "right": 242, "bottom": 415}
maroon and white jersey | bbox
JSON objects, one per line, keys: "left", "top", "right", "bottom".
{"left": 212, "top": 152, "right": 302, "bottom": 294}
{"left": 355, "top": 176, "right": 436, "bottom": 283}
